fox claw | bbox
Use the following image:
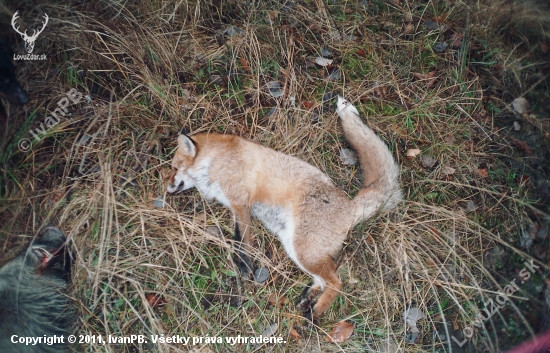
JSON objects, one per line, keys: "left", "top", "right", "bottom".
{"left": 297, "top": 296, "right": 310, "bottom": 311}
{"left": 236, "top": 254, "right": 254, "bottom": 279}
{"left": 303, "top": 308, "right": 319, "bottom": 327}
{"left": 238, "top": 263, "right": 253, "bottom": 279}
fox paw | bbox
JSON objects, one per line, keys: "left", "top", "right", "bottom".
{"left": 303, "top": 308, "right": 320, "bottom": 327}
{"left": 236, "top": 257, "right": 254, "bottom": 279}
{"left": 297, "top": 295, "right": 312, "bottom": 313}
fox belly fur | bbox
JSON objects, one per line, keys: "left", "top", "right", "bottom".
{"left": 167, "top": 96, "right": 402, "bottom": 322}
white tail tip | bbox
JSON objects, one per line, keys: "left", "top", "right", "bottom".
{"left": 336, "top": 96, "right": 359, "bottom": 117}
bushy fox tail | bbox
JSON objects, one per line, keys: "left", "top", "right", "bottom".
{"left": 336, "top": 96, "right": 402, "bottom": 225}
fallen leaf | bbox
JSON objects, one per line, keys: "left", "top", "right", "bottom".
{"left": 420, "top": 154, "right": 437, "bottom": 169}
{"left": 328, "top": 29, "right": 342, "bottom": 40}
{"left": 261, "top": 322, "right": 279, "bottom": 338}
{"left": 267, "top": 293, "right": 278, "bottom": 306}
{"left": 325, "top": 66, "right": 341, "bottom": 81}
{"left": 434, "top": 12, "right": 447, "bottom": 22}
{"left": 511, "top": 139, "right": 533, "bottom": 155}
{"left": 267, "top": 10, "right": 278, "bottom": 25}
{"left": 224, "top": 26, "right": 243, "bottom": 36}
{"left": 267, "top": 293, "right": 288, "bottom": 307}
{"left": 340, "top": 148, "right": 358, "bottom": 165}
{"left": 145, "top": 293, "right": 167, "bottom": 309}
{"left": 425, "top": 19, "right": 438, "bottom": 30}
{"left": 412, "top": 71, "right": 436, "bottom": 80}
{"left": 348, "top": 271, "right": 360, "bottom": 284}
{"left": 465, "top": 200, "right": 477, "bottom": 213}
{"left": 541, "top": 41, "right": 549, "bottom": 54}
{"left": 289, "top": 327, "right": 302, "bottom": 339}
{"left": 303, "top": 101, "right": 314, "bottom": 109}
{"left": 444, "top": 135, "right": 456, "bottom": 144}
{"left": 403, "top": 307, "right": 426, "bottom": 343}
{"left": 520, "top": 226, "right": 534, "bottom": 248}
{"left": 321, "top": 46, "right": 332, "bottom": 57}
{"left": 380, "top": 338, "right": 402, "bottom": 353}
{"left": 208, "top": 75, "right": 224, "bottom": 86}
{"left": 266, "top": 81, "right": 283, "bottom": 98}
{"left": 326, "top": 321, "right": 354, "bottom": 343}
{"left": 239, "top": 57, "right": 249, "bottom": 71}
{"left": 478, "top": 168, "right": 489, "bottom": 178}
{"left": 433, "top": 42, "right": 448, "bottom": 52}
{"left": 305, "top": 59, "right": 316, "bottom": 68}
{"left": 441, "top": 165, "right": 456, "bottom": 175}
{"left": 343, "top": 34, "right": 356, "bottom": 41}
{"left": 450, "top": 32, "right": 464, "bottom": 48}
{"left": 404, "top": 307, "right": 426, "bottom": 329}
{"left": 205, "top": 226, "right": 223, "bottom": 237}
{"left": 406, "top": 148, "right": 421, "bottom": 157}
{"left": 412, "top": 71, "right": 438, "bottom": 88}
{"left": 519, "top": 175, "right": 530, "bottom": 185}
{"left": 512, "top": 97, "right": 531, "bottom": 114}
{"left": 315, "top": 57, "right": 333, "bottom": 66}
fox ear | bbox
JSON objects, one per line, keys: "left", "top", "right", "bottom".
{"left": 178, "top": 134, "right": 196, "bottom": 157}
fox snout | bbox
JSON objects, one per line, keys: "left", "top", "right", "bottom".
{"left": 167, "top": 170, "right": 185, "bottom": 193}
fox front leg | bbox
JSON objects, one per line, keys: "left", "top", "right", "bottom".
{"left": 233, "top": 206, "right": 254, "bottom": 279}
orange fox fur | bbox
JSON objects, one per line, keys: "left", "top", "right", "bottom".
{"left": 167, "top": 96, "right": 402, "bottom": 322}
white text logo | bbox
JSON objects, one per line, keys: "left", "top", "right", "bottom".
{"left": 11, "top": 11, "right": 48, "bottom": 59}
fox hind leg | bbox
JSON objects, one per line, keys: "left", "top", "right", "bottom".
{"left": 297, "top": 256, "right": 342, "bottom": 324}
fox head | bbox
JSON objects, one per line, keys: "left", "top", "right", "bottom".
{"left": 167, "top": 133, "right": 197, "bottom": 194}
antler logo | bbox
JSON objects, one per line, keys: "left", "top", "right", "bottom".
{"left": 11, "top": 11, "right": 49, "bottom": 54}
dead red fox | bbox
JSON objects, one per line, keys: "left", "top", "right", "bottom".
{"left": 168, "top": 96, "right": 402, "bottom": 322}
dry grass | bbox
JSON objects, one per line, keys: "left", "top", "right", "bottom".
{"left": 1, "top": 0, "right": 549, "bottom": 352}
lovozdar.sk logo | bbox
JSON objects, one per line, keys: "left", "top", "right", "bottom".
{"left": 11, "top": 11, "right": 48, "bottom": 61}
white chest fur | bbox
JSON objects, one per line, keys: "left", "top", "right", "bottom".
{"left": 189, "top": 159, "right": 231, "bottom": 207}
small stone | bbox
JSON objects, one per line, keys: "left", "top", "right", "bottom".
{"left": 321, "top": 46, "right": 332, "bottom": 57}
{"left": 465, "top": 200, "right": 477, "bottom": 213}
{"left": 154, "top": 196, "right": 167, "bottom": 208}
{"left": 433, "top": 42, "right": 448, "bottom": 52}
{"left": 266, "top": 81, "right": 283, "bottom": 98}
{"left": 224, "top": 26, "right": 243, "bottom": 36}
{"left": 254, "top": 267, "right": 269, "bottom": 283}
